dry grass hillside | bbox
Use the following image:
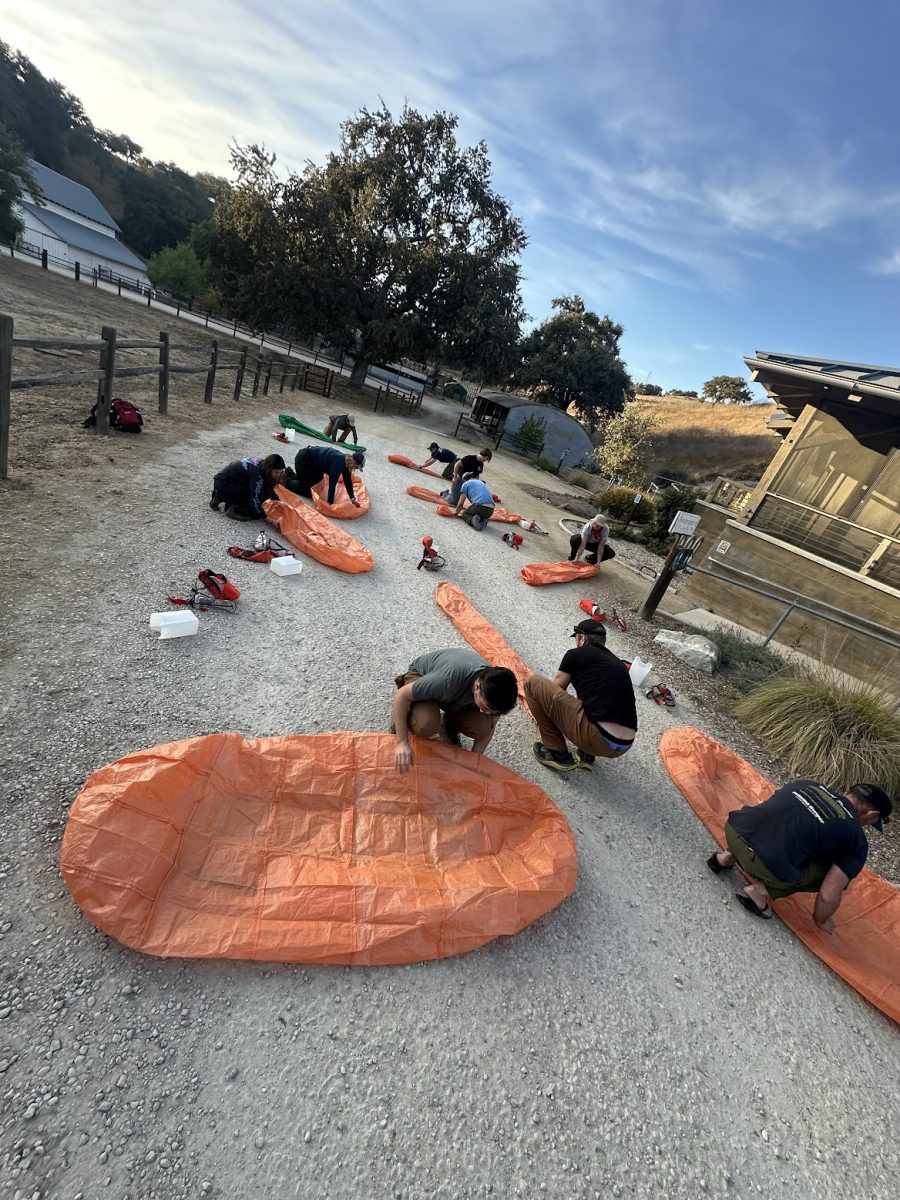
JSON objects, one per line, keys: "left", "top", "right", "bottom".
{"left": 636, "top": 393, "right": 780, "bottom": 484}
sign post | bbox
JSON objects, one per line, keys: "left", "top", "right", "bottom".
{"left": 638, "top": 520, "right": 704, "bottom": 622}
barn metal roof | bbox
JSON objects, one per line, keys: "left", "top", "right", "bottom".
{"left": 27, "top": 159, "right": 121, "bottom": 232}
{"left": 745, "top": 351, "right": 900, "bottom": 420}
{"left": 21, "top": 203, "right": 146, "bottom": 272}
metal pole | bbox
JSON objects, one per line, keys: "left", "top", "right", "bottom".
{"left": 158, "top": 331, "right": 170, "bottom": 414}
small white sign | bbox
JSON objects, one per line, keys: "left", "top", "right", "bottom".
{"left": 668, "top": 510, "right": 701, "bottom": 535}
{"left": 717, "top": 540, "right": 731, "bottom": 554}
{"left": 633, "top": 493, "right": 643, "bottom": 504}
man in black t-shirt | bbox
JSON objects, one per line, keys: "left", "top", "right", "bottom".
{"left": 524, "top": 619, "right": 637, "bottom": 773}
{"left": 443, "top": 448, "right": 493, "bottom": 505}
{"left": 708, "top": 780, "right": 892, "bottom": 926}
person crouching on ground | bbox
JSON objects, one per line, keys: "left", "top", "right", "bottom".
{"left": 324, "top": 413, "right": 358, "bottom": 444}
{"left": 392, "top": 649, "right": 518, "bottom": 774}
{"left": 525, "top": 619, "right": 637, "bottom": 773}
{"left": 708, "top": 781, "right": 892, "bottom": 926}
{"left": 420, "top": 441, "right": 458, "bottom": 479}
{"left": 283, "top": 446, "right": 364, "bottom": 508}
{"left": 568, "top": 513, "right": 614, "bottom": 565}
{"left": 444, "top": 448, "right": 493, "bottom": 505}
{"left": 452, "top": 475, "right": 496, "bottom": 531}
{"left": 210, "top": 454, "right": 286, "bottom": 520}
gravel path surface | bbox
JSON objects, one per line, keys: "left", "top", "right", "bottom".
{"left": 1, "top": 398, "right": 898, "bottom": 1200}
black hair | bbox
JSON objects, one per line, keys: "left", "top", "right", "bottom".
{"left": 480, "top": 667, "right": 518, "bottom": 714}
{"left": 261, "top": 454, "right": 286, "bottom": 473}
{"left": 429, "top": 442, "right": 440, "bottom": 451}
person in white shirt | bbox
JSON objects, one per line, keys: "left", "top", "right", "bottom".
{"left": 568, "top": 514, "right": 614, "bottom": 564}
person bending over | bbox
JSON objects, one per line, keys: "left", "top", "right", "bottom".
{"left": 525, "top": 619, "right": 637, "bottom": 773}
{"left": 324, "top": 413, "right": 358, "bottom": 444}
{"left": 708, "top": 781, "right": 892, "bottom": 925}
{"left": 568, "top": 513, "right": 614, "bottom": 564}
{"left": 452, "top": 476, "right": 495, "bottom": 531}
{"left": 444, "top": 448, "right": 493, "bottom": 505}
{"left": 283, "top": 446, "right": 364, "bottom": 507}
{"left": 392, "top": 649, "right": 518, "bottom": 774}
{"left": 210, "top": 454, "right": 285, "bottom": 520}
{"left": 420, "top": 442, "right": 458, "bottom": 479}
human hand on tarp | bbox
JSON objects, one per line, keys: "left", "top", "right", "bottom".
{"left": 395, "top": 741, "right": 413, "bottom": 773}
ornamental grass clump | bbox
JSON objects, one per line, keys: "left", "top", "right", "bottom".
{"left": 713, "top": 625, "right": 786, "bottom": 695}
{"left": 733, "top": 668, "right": 900, "bottom": 796}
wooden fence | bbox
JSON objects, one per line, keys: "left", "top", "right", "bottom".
{"left": 0, "top": 314, "right": 335, "bottom": 479}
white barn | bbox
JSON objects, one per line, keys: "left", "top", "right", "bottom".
{"left": 16, "top": 160, "right": 148, "bottom": 286}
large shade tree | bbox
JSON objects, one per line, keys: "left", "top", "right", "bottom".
{"left": 210, "top": 105, "right": 527, "bottom": 385}
{"left": 510, "top": 296, "right": 632, "bottom": 429}
{"left": 0, "top": 121, "right": 40, "bottom": 243}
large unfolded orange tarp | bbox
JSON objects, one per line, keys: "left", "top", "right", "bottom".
{"left": 312, "top": 474, "right": 369, "bottom": 519}
{"left": 265, "top": 486, "right": 374, "bottom": 573}
{"left": 435, "top": 582, "right": 532, "bottom": 705}
{"left": 61, "top": 732, "right": 577, "bottom": 965}
{"left": 520, "top": 561, "right": 599, "bottom": 586}
{"left": 388, "top": 453, "right": 445, "bottom": 480}
{"left": 660, "top": 726, "right": 900, "bottom": 1025}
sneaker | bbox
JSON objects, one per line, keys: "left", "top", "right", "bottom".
{"left": 574, "top": 749, "right": 595, "bottom": 771}
{"left": 531, "top": 742, "right": 576, "bottom": 772}
{"left": 440, "top": 490, "right": 450, "bottom": 500}
{"left": 210, "top": 495, "right": 222, "bottom": 511}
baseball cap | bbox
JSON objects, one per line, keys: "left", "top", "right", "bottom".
{"left": 853, "top": 783, "right": 893, "bottom": 833}
{"left": 352, "top": 451, "right": 365, "bottom": 467}
{"left": 571, "top": 619, "right": 605, "bottom": 637}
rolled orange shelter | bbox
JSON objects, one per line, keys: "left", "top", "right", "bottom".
{"left": 388, "top": 453, "right": 445, "bottom": 480}
{"left": 520, "top": 561, "right": 599, "bottom": 586}
{"left": 264, "top": 486, "right": 374, "bottom": 573}
{"left": 436, "top": 504, "right": 523, "bottom": 525}
{"left": 61, "top": 732, "right": 577, "bottom": 965}
{"left": 435, "top": 581, "right": 532, "bottom": 704}
{"left": 312, "top": 474, "right": 369, "bottom": 519}
{"left": 660, "top": 726, "right": 900, "bottom": 1025}
{"left": 406, "top": 484, "right": 446, "bottom": 504}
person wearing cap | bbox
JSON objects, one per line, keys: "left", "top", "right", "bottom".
{"left": 452, "top": 475, "right": 496, "bottom": 531}
{"left": 282, "top": 445, "right": 364, "bottom": 507}
{"left": 568, "top": 513, "right": 614, "bottom": 565}
{"left": 707, "top": 781, "right": 893, "bottom": 927}
{"left": 391, "top": 650, "right": 519, "bottom": 774}
{"left": 419, "top": 442, "right": 459, "bottom": 479}
{"left": 524, "top": 619, "right": 637, "bottom": 773}
{"left": 443, "top": 449, "right": 493, "bottom": 506}
{"left": 324, "top": 413, "right": 358, "bottom": 444}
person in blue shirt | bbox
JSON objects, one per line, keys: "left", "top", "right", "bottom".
{"left": 708, "top": 780, "right": 892, "bottom": 926}
{"left": 452, "top": 476, "right": 495, "bottom": 530}
{"left": 210, "top": 454, "right": 286, "bottom": 520}
{"left": 419, "top": 442, "right": 458, "bottom": 479}
{"left": 283, "top": 445, "right": 364, "bottom": 507}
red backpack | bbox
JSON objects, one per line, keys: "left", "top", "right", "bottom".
{"left": 111, "top": 398, "right": 143, "bottom": 432}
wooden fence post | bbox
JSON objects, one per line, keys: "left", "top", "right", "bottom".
{"left": 251, "top": 355, "right": 262, "bottom": 397}
{"left": 95, "top": 325, "right": 117, "bottom": 433}
{"left": 279, "top": 362, "right": 288, "bottom": 393}
{"left": 204, "top": 339, "right": 218, "bottom": 405}
{"left": 301, "top": 363, "right": 309, "bottom": 391}
{"left": 263, "top": 360, "right": 273, "bottom": 396}
{"left": 291, "top": 364, "right": 300, "bottom": 391}
{"left": 0, "top": 314, "right": 12, "bottom": 480}
{"left": 74, "top": 262, "right": 80, "bottom": 282}
{"left": 41, "top": 250, "right": 48, "bottom": 269}
{"left": 233, "top": 346, "right": 248, "bottom": 401}
{"left": 158, "top": 331, "right": 170, "bottom": 414}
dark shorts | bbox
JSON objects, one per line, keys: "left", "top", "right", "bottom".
{"left": 724, "top": 822, "right": 828, "bottom": 898}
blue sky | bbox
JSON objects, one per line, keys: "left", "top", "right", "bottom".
{"left": 3, "top": 0, "right": 900, "bottom": 394}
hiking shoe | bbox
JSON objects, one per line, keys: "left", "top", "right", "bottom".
{"left": 470, "top": 514, "right": 488, "bottom": 531}
{"left": 440, "top": 490, "right": 450, "bottom": 500}
{"left": 224, "top": 506, "right": 254, "bottom": 521}
{"left": 532, "top": 742, "right": 576, "bottom": 772}
{"left": 574, "top": 749, "right": 595, "bottom": 771}
{"left": 210, "top": 496, "right": 222, "bottom": 511}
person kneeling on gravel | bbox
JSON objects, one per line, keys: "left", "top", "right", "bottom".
{"left": 392, "top": 650, "right": 518, "bottom": 774}
{"left": 452, "top": 475, "right": 495, "bottom": 531}
{"left": 324, "top": 413, "right": 358, "bottom": 444}
{"left": 210, "top": 454, "right": 286, "bottom": 520}
{"left": 707, "top": 781, "right": 892, "bottom": 925}
{"left": 443, "top": 448, "right": 492, "bottom": 506}
{"left": 282, "top": 445, "right": 363, "bottom": 508}
{"left": 525, "top": 619, "right": 637, "bottom": 773}
{"left": 568, "top": 513, "right": 614, "bottom": 565}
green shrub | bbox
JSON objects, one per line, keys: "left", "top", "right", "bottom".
{"left": 511, "top": 414, "right": 547, "bottom": 455}
{"left": 569, "top": 472, "right": 590, "bottom": 490}
{"left": 712, "top": 625, "right": 785, "bottom": 695}
{"left": 597, "top": 486, "right": 654, "bottom": 523}
{"left": 734, "top": 668, "right": 900, "bottom": 795}
{"left": 534, "top": 454, "right": 556, "bottom": 473}
{"left": 645, "top": 485, "right": 701, "bottom": 553}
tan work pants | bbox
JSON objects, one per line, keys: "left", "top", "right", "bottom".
{"left": 524, "top": 674, "right": 629, "bottom": 758}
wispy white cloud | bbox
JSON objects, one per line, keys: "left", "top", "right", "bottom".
{"left": 869, "top": 248, "right": 900, "bottom": 275}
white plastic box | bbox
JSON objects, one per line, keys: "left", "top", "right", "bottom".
{"left": 270, "top": 555, "right": 303, "bottom": 576}
{"left": 282, "top": 427, "right": 295, "bottom": 442}
{"left": 628, "top": 657, "right": 653, "bottom": 686}
{"left": 149, "top": 610, "right": 199, "bottom": 639}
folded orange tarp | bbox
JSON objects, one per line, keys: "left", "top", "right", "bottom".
{"left": 406, "top": 484, "right": 446, "bottom": 505}
{"left": 265, "top": 485, "right": 374, "bottom": 573}
{"left": 388, "top": 453, "right": 445, "bottom": 480}
{"left": 436, "top": 503, "right": 522, "bottom": 525}
{"left": 660, "top": 726, "right": 900, "bottom": 1025}
{"left": 61, "top": 732, "right": 577, "bottom": 965}
{"left": 435, "top": 581, "right": 532, "bottom": 705}
{"left": 521, "top": 561, "right": 599, "bottom": 586}
{"left": 312, "top": 474, "right": 369, "bottom": 519}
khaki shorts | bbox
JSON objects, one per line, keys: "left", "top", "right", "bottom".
{"left": 724, "top": 822, "right": 828, "bottom": 899}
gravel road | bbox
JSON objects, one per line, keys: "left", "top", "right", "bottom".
{"left": 1, "top": 397, "right": 897, "bottom": 1200}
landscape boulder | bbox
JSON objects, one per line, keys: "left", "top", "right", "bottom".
{"left": 653, "top": 630, "right": 720, "bottom": 674}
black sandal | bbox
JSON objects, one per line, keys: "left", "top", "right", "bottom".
{"left": 706, "top": 852, "right": 731, "bottom": 875}
{"left": 735, "top": 892, "right": 773, "bottom": 920}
